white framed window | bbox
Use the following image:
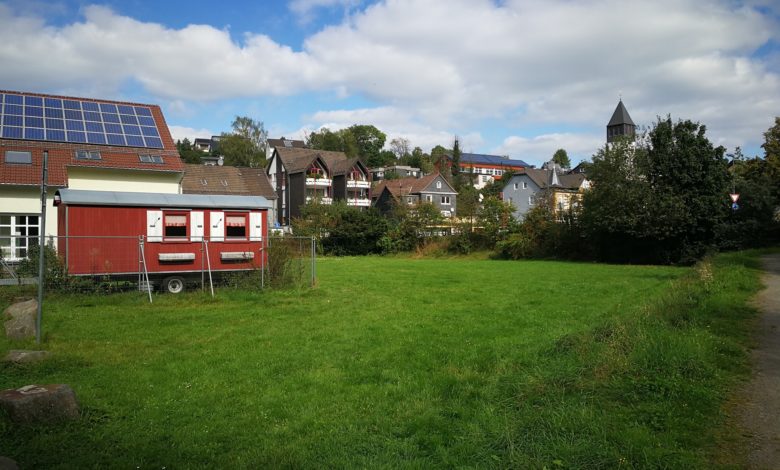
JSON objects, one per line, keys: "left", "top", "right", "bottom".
{"left": 225, "top": 213, "right": 248, "bottom": 239}
{"left": 513, "top": 183, "right": 518, "bottom": 190}
{"left": 0, "top": 214, "right": 39, "bottom": 261}
{"left": 441, "top": 196, "right": 451, "bottom": 205}
{"left": 164, "top": 212, "right": 188, "bottom": 239}
{"left": 523, "top": 181, "right": 528, "bottom": 189}
{"left": 139, "top": 154, "right": 164, "bottom": 164}
{"left": 436, "top": 181, "right": 442, "bottom": 189}
{"left": 426, "top": 195, "right": 432, "bottom": 202}
{"left": 75, "top": 150, "right": 101, "bottom": 160}
{"left": 529, "top": 195, "right": 535, "bottom": 205}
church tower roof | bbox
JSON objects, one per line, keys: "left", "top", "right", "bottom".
{"left": 607, "top": 99, "right": 635, "bottom": 127}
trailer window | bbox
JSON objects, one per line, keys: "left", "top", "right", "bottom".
{"left": 225, "top": 214, "right": 247, "bottom": 239}
{"left": 164, "top": 214, "right": 187, "bottom": 238}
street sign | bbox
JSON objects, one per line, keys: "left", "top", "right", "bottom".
{"left": 730, "top": 193, "right": 740, "bottom": 203}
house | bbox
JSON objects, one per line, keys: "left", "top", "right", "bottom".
{"left": 0, "top": 90, "right": 184, "bottom": 261}
{"left": 266, "top": 147, "right": 374, "bottom": 225}
{"left": 180, "top": 164, "right": 278, "bottom": 226}
{"left": 265, "top": 137, "right": 305, "bottom": 161}
{"left": 447, "top": 153, "right": 531, "bottom": 189}
{"left": 373, "top": 173, "right": 457, "bottom": 217}
{"left": 370, "top": 165, "right": 421, "bottom": 180}
{"left": 607, "top": 99, "right": 636, "bottom": 143}
{"left": 501, "top": 166, "right": 589, "bottom": 220}
{"left": 321, "top": 156, "right": 372, "bottom": 209}
{"left": 266, "top": 147, "right": 334, "bottom": 225}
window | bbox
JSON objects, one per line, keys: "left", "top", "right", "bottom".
{"left": 426, "top": 195, "right": 432, "bottom": 202}
{"left": 4, "top": 151, "right": 32, "bottom": 164}
{"left": 513, "top": 183, "right": 518, "bottom": 190}
{"left": 522, "top": 181, "right": 528, "bottom": 189}
{"left": 75, "top": 150, "right": 101, "bottom": 160}
{"left": 139, "top": 154, "right": 164, "bottom": 164}
{"left": 225, "top": 214, "right": 247, "bottom": 239}
{"left": 441, "top": 196, "right": 451, "bottom": 205}
{"left": 0, "top": 214, "right": 39, "bottom": 260}
{"left": 164, "top": 213, "right": 187, "bottom": 238}
{"left": 529, "top": 195, "right": 535, "bottom": 206}
{"left": 436, "top": 181, "right": 442, "bottom": 189}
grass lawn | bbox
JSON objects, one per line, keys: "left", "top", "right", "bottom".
{"left": 0, "top": 254, "right": 763, "bottom": 468}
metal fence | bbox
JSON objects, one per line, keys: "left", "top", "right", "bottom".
{"left": 0, "top": 234, "right": 316, "bottom": 296}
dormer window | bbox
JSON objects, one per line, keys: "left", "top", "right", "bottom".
{"left": 76, "top": 150, "right": 101, "bottom": 160}
{"left": 139, "top": 154, "right": 164, "bottom": 164}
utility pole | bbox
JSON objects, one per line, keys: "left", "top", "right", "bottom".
{"left": 36, "top": 150, "right": 48, "bottom": 344}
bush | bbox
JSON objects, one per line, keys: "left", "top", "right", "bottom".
{"left": 16, "top": 242, "right": 68, "bottom": 289}
{"left": 266, "top": 238, "right": 305, "bottom": 289}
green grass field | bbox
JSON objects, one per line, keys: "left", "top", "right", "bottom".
{"left": 0, "top": 254, "right": 764, "bottom": 468}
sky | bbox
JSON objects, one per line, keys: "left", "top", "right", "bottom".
{"left": 0, "top": 0, "right": 778, "bottom": 167}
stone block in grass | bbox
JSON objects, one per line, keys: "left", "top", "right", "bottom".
{"left": 0, "top": 384, "right": 79, "bottom": 424}
{"left": 3, "top": 299, "right": 37, "bottom": 340}
{"left": 3, "top": 350, "right": 50, "bottom": 364}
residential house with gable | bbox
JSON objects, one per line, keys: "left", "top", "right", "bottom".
{"left": 501, "top": 166, "right": 589, "bottom": 220}
{"left": 373, "top": 173, "right": 457, "bottom": 217}
{"left": 320, "top": 155, "right": 372, "bottom": 209}
{"left": 446, "top": 153, "right": 531, "bottom": 189}
{"left": 265, "top": 137, "right": 306, "bottom": 161}
{"left": 0, "top": 89, "right": 184, "bottom": 260}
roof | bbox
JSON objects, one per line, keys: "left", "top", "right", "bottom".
{"left": 607, "top": 100, "right": 635, "bottom": 127}
{"left": 180, "top": 164, "right": 276, "bottom": 199}
{"left": 0, "top": 141, "right": 184, "bottom": 187}
{"left": 267, "top": 138, "right": 306, "bottom": 149}
{"left": 0, "top": 90, "right": 183, "bottom": 187}
{"left": 274, "top": 147, "right": 345, "bottom": 173}
{"left": 374, "top": 172, "right": 456, "bottom": 199}
{"left": 516, "top": 169, "right": 586, "bottom": 190}
{"left": 453, "top": 153, "right": 530, "bottom": 168}
{"left": 55, "top": 188, "right": 272, "bottom": 209}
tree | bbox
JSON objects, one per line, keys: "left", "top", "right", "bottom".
{"left": 389, "top": 137, "right": 411, "bottom": 161}
{"left": 218, "top": 116, "right": 267, "bottom": 167}
{"left": 762, "top": 117, "right": 780, "bottom": 201}
{"left": 580, "top": 117, "right": 730, "bottom": 264}
{"left": 321, "top": 207, "right": 388, "bottom": 256}
{"left": 552, "top": 148, "right": 571, "bottom": 169}
{"left": 176, "top": 138, "right": 203, "bottom": 164}
{"left": 307, "top": 127, "right": 346, "bottom": 152}
{"left": 349, "top": 124, "right": 387, "bottom": 166}
{"left": 476, "top": 196, "right": 517, "bottom": 247}
{"left": 231, "top": 116, "right": 267, "bottom": 150}
{"left": 451, "top": 137, "right": 461, "bottom": 177}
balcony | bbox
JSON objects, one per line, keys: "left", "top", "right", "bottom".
{"left": 347, "top": 198, "right": 372, "bottom": 207}
{"left": 306, "top": 196, "right": 333, "bottom": 205}
{"left": 346, "top": 180, "right": 371, "bottom": 189}
{"left": 306, "top": 177, "right": 332, "bottom": 188}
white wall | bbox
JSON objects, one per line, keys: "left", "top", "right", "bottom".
{"left": 0, "top": 186, "right": 59, "bottom": 238}
{"left": 67, "top": 168, "right": 182, "bottom": 194}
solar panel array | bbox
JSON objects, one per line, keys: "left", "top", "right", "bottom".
{"left": 0, "top": 92, "right": 164, "bottom": 149}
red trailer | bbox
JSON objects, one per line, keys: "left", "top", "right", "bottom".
{"left": 54, "top": 189, "right": 271, "bottom": 293}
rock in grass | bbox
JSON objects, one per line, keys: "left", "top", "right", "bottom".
{"left": 0, "top": 384, "right": 79, "bottom": 424}
{"left": 3, "top": 299, "right": 37, "bottom": 340}
{"left": 3, "top": 350, "right": 50, "bottom": 364}
{"left": 0, "top": 456, "right": 19, "bottom": 470}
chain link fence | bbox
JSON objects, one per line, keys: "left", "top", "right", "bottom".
{"left": 0, "top": 234, "right": 316, "bottom": 296}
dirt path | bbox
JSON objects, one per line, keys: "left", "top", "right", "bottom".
{"left": 738, "top": 254, "right": 780, "bottom": 469}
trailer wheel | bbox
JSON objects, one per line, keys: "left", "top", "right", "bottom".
{"left": 162, "top": 276, "right": 185, "bottom": 294}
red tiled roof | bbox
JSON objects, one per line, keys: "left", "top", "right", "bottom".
{"left": 181, "top": 164, "right": 276, "bottom": 199}
{"left": 373, "top": 173, "right": 448, "bottom": 199}
{"left": 0, "top": 90, "right": 184, "bottom": 187}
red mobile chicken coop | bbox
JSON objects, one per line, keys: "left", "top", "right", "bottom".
{"left": 54, "top": 189, "right": 272, "bottom": 293}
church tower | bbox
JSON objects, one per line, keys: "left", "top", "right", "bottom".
{"left": 606, "top": 99, "right": 636, "bottom": 143}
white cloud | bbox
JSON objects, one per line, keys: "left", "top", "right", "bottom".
{"left": 168, "top": 126, "right": 215, "bottom": 143}
{"left": 495, "top": 133, "right": 606, "bottom": 168}
{"left": 0, "top": 0, "right": 777, "bottom": 155}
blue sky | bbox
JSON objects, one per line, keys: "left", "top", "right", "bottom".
{"left": 1, "top": 0, "right": 778, "bottom": 167}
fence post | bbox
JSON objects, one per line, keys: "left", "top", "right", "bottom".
{"left": 311, "top": 236, "right": 316, "bottom": 287}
